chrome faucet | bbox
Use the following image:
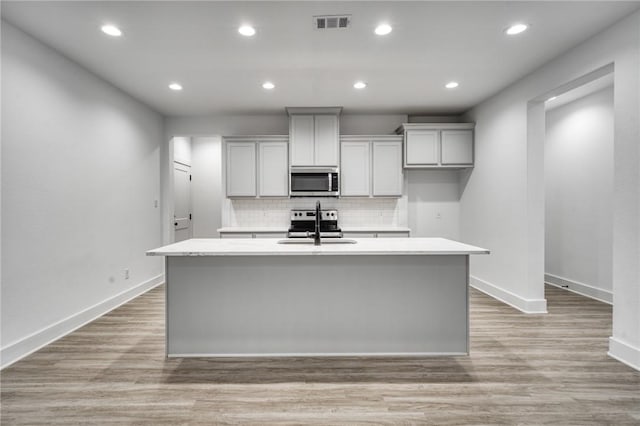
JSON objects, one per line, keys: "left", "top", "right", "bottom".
{"left": 314, "top": 200, "right": 321, "bottom": 246}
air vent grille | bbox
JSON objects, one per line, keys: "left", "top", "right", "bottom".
{"left": 314, "top": 15, "right": 351, "bottom": 30}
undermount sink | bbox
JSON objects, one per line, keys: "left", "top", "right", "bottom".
{"left": 277, "top": 239, "right": 357, "bottom": 245}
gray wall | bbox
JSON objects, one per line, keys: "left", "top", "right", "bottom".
{"left": 545, "top": 87, "right": 614, "bottom": 302}
{"left": 1, "top": 22, "right": 164, "bottom": 367}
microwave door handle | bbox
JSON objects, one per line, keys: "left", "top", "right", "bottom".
{"left": 328, "top": 173, "right": 332, "bottom": 192}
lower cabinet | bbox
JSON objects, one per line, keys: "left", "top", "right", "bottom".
{"left": 342, "top": 231, "right": 410, "bottom": 238}
{"left": 225, "top": 136, "right": 289, "bottom": 198}
{"left": 220, "top": 231, "right": 287, "bottom": 239}
{"left": 340, "top": 136, "right": 403, "bottom": 197}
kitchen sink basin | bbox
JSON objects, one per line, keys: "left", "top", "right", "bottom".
{"left": 277, "top": 239, "right": 357, "bottom": 245}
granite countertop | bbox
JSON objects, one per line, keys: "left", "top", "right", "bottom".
{"left": 147, "top": 237, "right": 489, "bottom": 257}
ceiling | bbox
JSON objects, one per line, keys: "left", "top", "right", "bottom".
{"left": 3, "top": 1, "right": 639, "bottom": 117}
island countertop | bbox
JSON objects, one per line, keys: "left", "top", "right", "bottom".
{"left": 147, "top": 237, "right": 489, "bottom": 257}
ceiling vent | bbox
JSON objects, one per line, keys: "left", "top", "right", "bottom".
{"left": 314, "top": 15, "right": 351, "bottom": 30}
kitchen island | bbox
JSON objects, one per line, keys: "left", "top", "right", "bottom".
{"left": 147, "top": 238, "right": 489, "bottom": 357}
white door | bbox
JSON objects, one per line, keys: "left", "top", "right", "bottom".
{"left": 341, "top": 141, "right": 370, "bottom": 196}
{"left": 173, "top": 162, "right": 192, "bottom": 242}
{"left": 373, "top": 141, "right": 403, "bottom": 196}
{"left": 290, "top": 115, "right": 315, "bottom": 166}
{"left": 226, "top": 142, "right": 257, "bottom": 197}
{"left": 314, "top": 115, "right": 339, "bottom": 166}
{"left": 441, "top": 130, "right": 474, "bottom": 165}
{"left": 405, "top": 130, "right": 439, "bottom": 166}
{"left": 259, "top": 142, "right": 289, "bottom": 197}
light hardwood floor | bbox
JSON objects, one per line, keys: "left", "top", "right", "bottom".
{"left": 2, "top": 285, "right": 639, "bottom": 425}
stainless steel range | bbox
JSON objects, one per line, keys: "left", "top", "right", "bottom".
{"left": 287, "top": 208, "right": 343, "bottom": 238}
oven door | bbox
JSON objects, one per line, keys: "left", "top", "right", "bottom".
{"left": 290, "top": 171, "right": 339, "bottom": 197}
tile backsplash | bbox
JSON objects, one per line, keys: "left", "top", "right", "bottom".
{"left": 224, "top": 197, "right": 407, "bottom": 228}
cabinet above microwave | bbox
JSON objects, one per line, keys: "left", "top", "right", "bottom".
{"left": 287, "top": 107, "right": 342, "bottom": 167}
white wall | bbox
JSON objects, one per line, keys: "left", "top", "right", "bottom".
{"left": 407, "top": 170, "right": 460, "bottom": 239}
{"left": 545, "top": 87, "right": 614, "bottom": 302}
{"left": 1, "top": 22, "right": 164, "bottom": 368}
{"left": 191, "top": 137, "right": 222, "bottom": 237}
{"left": 173, "top": 136, "right": 192, "bottom": 166}
{"left": 460, "top": 11, "right": 640, "bottom": 369}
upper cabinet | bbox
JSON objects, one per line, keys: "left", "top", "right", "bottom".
{"left": 398, "top": 123, "right": 475, "bottom": 168}
{"left": 340, "top": 136, "right": 403, "bottom": 198}
{"left": 224, "top": 136, "right": 289, "bottom": 198}
{"left": 287, "top": 107, "right": 341, "bottom": 167}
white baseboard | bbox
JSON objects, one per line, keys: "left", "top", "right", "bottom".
{"left": 545, "top": 273, "right": 612, "bottom": 304}
{"left": 470, "top": 275, "right": 547, "bottom": 314}
{"left": 608, "top": 336, "right": 640, "bottom": 372}
{"left": 1, "top": 274, "right": 164, "bottom": 370}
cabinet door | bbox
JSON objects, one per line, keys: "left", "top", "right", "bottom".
{"left": 441, "top": 130, "right": 473, "bottom": 165}
{"left": 342, "top": 232, "right": 377, "bottom": 238}
{"left": 314, "top": 115, "right": 339, "bottom": 166}
{"left": 340, "top": 141, "right": 370, "bottom": 196}
{"left": 290, "top": 115, "right": 315, "bottom": 166}
{"left": 372, "top": 141, "right": 403, "bottom": 197}
{"left": 226, "top": 142, "right": 256, "bottom": 197}
{"left": 220, "top": 232, "right": 254, "bottom": 239}
{"left": 254, "top": 232, "right": 287, "bottom": 239}
{"left": 405, "top": 130, "right": 439, "bottom": 166}
{"left": 376, "top": 232, "right": 410, "bottom": 238}
{"left": 259, "top": 142, "right": 288, "bottom": 197}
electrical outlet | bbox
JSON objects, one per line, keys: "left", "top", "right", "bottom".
{"left": 124, "top": 269, "right": 130, "bottom": 280}
{"left": 436, "top": 212, "right": 442, "bottom": 219}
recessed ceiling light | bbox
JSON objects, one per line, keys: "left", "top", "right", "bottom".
{"left": 101, "top": 24, "right": 122, "bottom": 37}
{"left": 168, "top": 83, "right": 183, "bottom": 91}
{"left": 374, "top": 23, "right": 392, "bottom": 36}
{"left": 353, "top": 81, "right": 367, "bottom": 89}
{"left": 262, "top": 81, "right": 275, "bottom": 90}
{"left": 238, "top": 25, "right": 256, "bottom": 37}
{"left": 445, "top": 81, "right": 459, "bottom": 89}
{"left": 547, "top": 96, "right": 557, "bottom": 102}
{"left": 505, "top": 23, "right": 528, "bottom": 35}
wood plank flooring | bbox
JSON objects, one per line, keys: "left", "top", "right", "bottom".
{"left": 2, "top": 285, "right": 639, "bottom": 425}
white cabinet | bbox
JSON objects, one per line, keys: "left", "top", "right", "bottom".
{"left": 290, "top": 115, "right": 315, "bottom": 165}
{"left": 342, "top": 230, "right": 410, "bottom": 238}
{"left": 372, "top": 141, "right": 403, "bottom": 196}
{"left": 314, "top": 115, "right": 339, "bottom": 166}
{"left": 220, "top": 231, "right": 287, "bottom": 239}
{"left": 341, "top": 141, "right": 370, "bottom": 196}
{"left": 224, "top": 136, "right": 288, "bottom": 199}
{"left": 441, "top": 130, "right": 473, "bottom": 165}
{"left": 398, "top": 123, "right": 474, "bottom": 168}
{"left": 287, "top": 107, "right": 341, "bottom": 167}
{"left": 406, "top": 130, "right": 439, "bottom": 166}
{"left": 259, "top": 142, "right": 288, "bottom": 197}
{"left": 226, "top": 142, "right": 256, "bottom": 197}
{"left": 340, "top": 136, "right": 403, "bottom": 198}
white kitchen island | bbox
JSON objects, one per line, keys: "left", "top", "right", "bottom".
{"left": 147, "top": 238, "right": 489, "bottom": 357}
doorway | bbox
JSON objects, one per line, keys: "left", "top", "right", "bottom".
{"left": 167, "top": 135, "right": 223, "bottom": 244}
{"left": 543, "top": 74, "right": 614, "bottom": 304}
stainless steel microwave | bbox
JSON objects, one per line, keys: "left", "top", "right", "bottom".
{"left": 289, "top": 167, "right": 339, "bottom": 197}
